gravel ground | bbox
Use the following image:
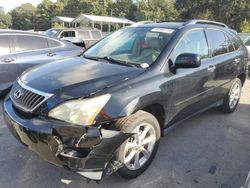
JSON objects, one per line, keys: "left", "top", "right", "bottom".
{"left": 0, "top": 78, "right": 249, "bottom": 188}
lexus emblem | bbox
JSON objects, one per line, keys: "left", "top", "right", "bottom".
{"left": 14, "top": 89, "right": 23, "bottom": 99}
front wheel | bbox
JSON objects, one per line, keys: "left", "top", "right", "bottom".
{"left": 218, "top": 78, "right": 242, "bottom": 113}
{"left": 115, "top": 111, "right": 161, "bottom": 179}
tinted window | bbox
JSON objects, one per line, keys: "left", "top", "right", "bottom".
{"left": 172, "top": 29, "right": 209, "bottom": 62}
{"left": 60, "top": 31, "right": 75, "bottom": 38}
{"left": 78, "top": 31, "right": 90, "bottom": 39}
{"left": 206, "top": 30, "right": 228, "bottom": 56}
{"left": 0, "top": 35, "right": 10, "bottom": 55}
{"left": 91, "top": 31, "right": 102, "bottom": 39}
{"left": 47, "top": 38, "right": 62, "bottom": 48}
{"left": 245, "top": 38, "right": 250, "bottom": 46}
{"left": 225, "top": 34, "right": 235, "bottom": 52}
{"left": 15, "top": 35, "right": 48, "bottom": 52}
{"left": 227, "top": 33, "right": 241, "bottom": 50}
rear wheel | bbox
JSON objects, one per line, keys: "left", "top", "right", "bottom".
{"left": 115, "top": 111, "right": 161, "bottom": 179}
{"left": 218, "top": 78, "right": 242, "bottom": 113}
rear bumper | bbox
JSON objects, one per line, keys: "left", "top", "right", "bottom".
{"left": 3, "top": 97, "right": 129, "bottom": 180}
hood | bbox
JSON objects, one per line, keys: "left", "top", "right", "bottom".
{"left": 20, "top": 57, "right": 144, "bottom": 98}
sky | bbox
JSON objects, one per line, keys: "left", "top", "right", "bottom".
{"left": 0, "top": 0, "right": 56, "bottom": 13}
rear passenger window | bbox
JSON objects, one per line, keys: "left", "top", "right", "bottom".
{"left": 0, "top": 35, "right": 10, "bottom": 55}
{"left": 172, "top": 29, "right": 209, "bottom": 62}
{"left": 15, "top": 35, "right": 48, "bottom": 52}
{"left": 206, "top": 30, "right": 228, "bottom": 56}
{"left": 78, "top": 31, "right": 90, "bottom": 39}
{"left": 91, "top": 31, "right": 102, "bottom": 39}
{"left": 47, "top": 38, "right": 62, "bottom": 48}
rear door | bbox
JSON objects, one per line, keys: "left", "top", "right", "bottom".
{"left": 0, "top": 34, "right": 18, "bottom": 91}
{"left": 12, "top": 34, "right": 58, "bottom": 75}
{"left": 168, "top": 29, "right": 216, "bottom": 125}
{"left": 205, "top": 29, "right": 243, "bottom": 100}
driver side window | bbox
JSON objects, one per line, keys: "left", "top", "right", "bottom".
{"left": 171, "top": 29, "right": 209, "bottom": 63}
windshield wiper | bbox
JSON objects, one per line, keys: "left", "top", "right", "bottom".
{"left": 84, "top": 55, "right": 140, "bottom": 68}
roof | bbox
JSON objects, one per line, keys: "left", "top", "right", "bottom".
{"left": 52, "top": 16, "right": 75, "bottom": 23}
{"left": 73, "top": 14, "right": 134, "bottom": 24}
{"left": 0, "top": 29, "right": 41, "bottom": 35}
{"left": 49, "top": 27, "right": 101, "bottom": 31}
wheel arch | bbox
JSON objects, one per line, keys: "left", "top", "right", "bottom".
{"left": 237, "top": 73, "right": 246, "bottom": 86}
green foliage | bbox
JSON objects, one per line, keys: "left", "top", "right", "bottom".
{"left": 139, "top": 0, "right": 179, "bottom": 21}
{"left": 241, "top": 19, "right": 250, "bottom": 33}
{"left": 176, "top": 0, "right": 250, "bottom": 31}
{"left": 8, "top": 0, "right": 250, "bottom": 32}
{"left": 10, "top": 3, "right": 36, "bottom": 30}
{"left": 52, "top": 22, "right": 63, "bottom": 28}
{"left": 0, "top": 10, "right": 11, "bottom": 29}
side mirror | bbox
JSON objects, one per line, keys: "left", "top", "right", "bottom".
{"left": 175, "top": 53, "right": 201, "bottom": 69}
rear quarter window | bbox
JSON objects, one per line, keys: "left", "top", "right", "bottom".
{"left": 227, "top": 33, "right": 242, "bottom": 50}
{"left": 47, "top": 38, "right": 62, "bottom": 48}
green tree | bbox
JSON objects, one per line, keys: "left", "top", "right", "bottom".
{"left": 35, "top": 0, "right": 64, "bottom": 31}
{"left": 138, "top": 0, "right": 179, "bottom": 21}
{"left": 10, "top": 3, "right": 36, "bottom": 30}
{"left": 0, "top": 10, "right": 11, "bottom": 29}
{"left": 62, "top": 0, "right": 112, "bottom": 17}
{"left": 240, "top": 19, "right": 250, "bottom": 33}
{"left": 176, "top": 0, "right": 250, "bottom": 31}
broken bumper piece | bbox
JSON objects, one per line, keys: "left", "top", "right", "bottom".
{"left": 3, "top": 97, "right": 130, "bottom": 181}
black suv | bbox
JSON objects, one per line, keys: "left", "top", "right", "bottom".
{"left": 3, "top": 20, "right": 249, "bottom": 181}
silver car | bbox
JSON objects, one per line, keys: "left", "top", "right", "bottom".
{"left": 44, "top": 28, "right": 103, "bottom": 49}
{"left": 0, "top": 30, "right": 83, "bottom": 95}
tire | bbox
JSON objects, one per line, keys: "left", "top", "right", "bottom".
{"left": 115, "top": 110, "right": 161, "bottom": 179}
{"left": 218, "top": 78, "right": 242, "bottom": 113}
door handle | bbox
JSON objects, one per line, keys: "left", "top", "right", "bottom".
{"left": 1, "top": 58, "right": 14, "bottom": 63}
{"left": 208, "top": 65, "right": 216, "bottom": 72}
{"left": 47, "top": 52, "right": 56, "bottom": 57}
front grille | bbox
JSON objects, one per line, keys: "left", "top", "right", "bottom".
{"left": 10, "top": 80, "right": 51, "bottom": 113}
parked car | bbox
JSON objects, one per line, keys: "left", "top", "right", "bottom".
{"left": 0, "top": 30, "right": 83, "bottom": 95}
{"left": 239, "top": 33, "right": 250, "bottom": 74}
{"left": 44, "top": 28, "right": 103, "bottom": 49}
{"left": 4, "top": 20, "right": 248, "bottom": 181}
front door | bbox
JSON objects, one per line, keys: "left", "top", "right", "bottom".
{"left": 167, "top": 29, "right": 216, "bottom": 125}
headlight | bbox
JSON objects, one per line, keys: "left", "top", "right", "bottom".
{"left": 48, "top": 94, "right": 111, "bottom": 126}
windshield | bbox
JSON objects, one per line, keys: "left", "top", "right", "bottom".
{"left": 44, "top": 29, "right": 60, "bottom": 37}
{"left": 84, "top": 27, "right": 176, "bottom": 68}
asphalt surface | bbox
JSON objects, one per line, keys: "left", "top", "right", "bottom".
{"left": 0, "top": 78, "right": 250, "bottom": 188}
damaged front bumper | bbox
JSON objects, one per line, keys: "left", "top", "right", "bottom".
{"left": 3, "top": 97, "right": 130, "bottom": 181}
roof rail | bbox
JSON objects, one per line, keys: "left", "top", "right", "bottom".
{"left": 185, "top": 19, "right": 228, "bottom": 28}
{"left": 131, "top": 21, "right": 155, "bottom": 26}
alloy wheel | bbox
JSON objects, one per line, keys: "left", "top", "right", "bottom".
{"left": 123, "top": 123, "right": 156, "bottom": 170}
